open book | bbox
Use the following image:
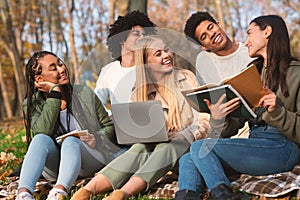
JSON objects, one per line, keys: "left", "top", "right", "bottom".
{"left": 56, "top": 129, "right": 88, "bottom": 144}
{"left": 182, "top": 64, "right": 269, "bottom": 119}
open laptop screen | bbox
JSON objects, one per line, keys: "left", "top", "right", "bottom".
{"left": 111, "top": 100, "right": 168, "bottom": 144}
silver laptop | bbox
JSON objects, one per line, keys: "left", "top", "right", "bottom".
{"left": 111, "top": 100, "right": 169, "bottom": 144}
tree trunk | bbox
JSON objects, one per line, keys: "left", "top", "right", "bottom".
{"left": 52, "top": 0, "right": 69, "bottom": 59}
{"left": 8, "top": 49, "right": 25, "bottom": 116}
{"left": 224, "top": 0, "right": 234, "bottom": 40}
{"left": 0, "top": 63, "right": 13, "bottom": 118}
{"left": 0, "top": 0, "right": 26, "bottom": 117}
{"left": 215, "top": 0, "right": 225, "bottom": 31}
{"left": 66, "top": 0, "right": 79, "bottom": 83}
{"left": 109, "top": 0, "right": 117, "bottom": 25}
{"left": 117, "top": 0, "right": 129, "bottom": 16}
{"left": 182, "top": 0, "right": 189, "bottom": 16}
{"left": 46, "top": 1, "right": 54, "bottom": 51}
{"left": 129, "top": 0, "right": 147, "bottom": 13}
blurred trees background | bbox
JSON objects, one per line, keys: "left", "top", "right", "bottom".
{"left": 0, "top": 0, "right": 299, "bottom": 121}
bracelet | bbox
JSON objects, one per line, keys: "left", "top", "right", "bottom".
{"left": 49, "top": 84, "right": 60, "bottom": 93}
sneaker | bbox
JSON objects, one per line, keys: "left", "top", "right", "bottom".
{"left": 46, "top": 188, "right": 67, "bottom": 200}
{"left": 174, "top": 190, "right": 201, "bottom": 200}
{"left": 210, "top": 184, "right": 250, "bottom": 200}
{"left": 15, "top": 192, "right": 35, "bottom": 200}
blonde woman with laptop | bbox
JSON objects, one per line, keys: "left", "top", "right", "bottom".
{"left": 71, "top": 35, "right": 210, "bottom": 200}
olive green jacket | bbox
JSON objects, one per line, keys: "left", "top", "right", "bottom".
{"left": 262, "top": 61, "right": 300, "bottom": 144}
{"left": 23, "top": 85, "right": 118, "bottom": 162}
{"left": 211, "top": 61, "right": 300, "bottom": 144}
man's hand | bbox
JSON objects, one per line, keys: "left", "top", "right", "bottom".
{"left": 204, "top": 94, "right": 240, "bottom": 120}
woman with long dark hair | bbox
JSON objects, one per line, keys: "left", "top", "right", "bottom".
{"left": 16, "top": 51, "right": 118, "bottom": 200}
{"left": 175, "top": 15, "right": 300, "bottom": 200}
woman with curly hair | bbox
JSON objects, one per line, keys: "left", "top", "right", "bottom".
{"left": 16, "top": 51, "right": 117, "bottom": 200}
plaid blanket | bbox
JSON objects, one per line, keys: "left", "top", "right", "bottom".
{"left": 149, "top": 165, "right": 300, "bottom": 199}
{"left": 2, "top": 166, "right": 300, "bottom": 199}
{"left": 232, "top": 164, "right": 300, "bottom": 197}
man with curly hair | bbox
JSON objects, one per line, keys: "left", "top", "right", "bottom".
{"left": 174, "top": 11, "right": 254, "bottom": 199}
{"left": 183, "top": 12, "right": 253, "bottom": 139}
{"left": 94, "top": 10, "right": 156, "bottom": 116}
{"left": 184, "top": 11, "right": 253, "bottom": 85}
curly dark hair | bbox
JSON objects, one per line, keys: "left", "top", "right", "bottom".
{"left": 24, "top": 51, "right": 73, "bottom": 145}
{"left": 107, "top": 10, "right": 156, "bottom": 61}
{"left": 184, "top": 11, "right": 217, "bottom": 45}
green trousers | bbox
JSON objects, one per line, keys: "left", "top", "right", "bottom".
{"left": 100, "top": 139, "right": 190, "bottom": 190}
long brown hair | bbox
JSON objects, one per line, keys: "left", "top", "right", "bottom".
{"left": 24, "top": 51, "right": 73, "bottom": 146}
{"left": 249, "top": 15, "right": 298, "bottom": 97}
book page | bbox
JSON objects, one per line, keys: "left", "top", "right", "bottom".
{"left": 222, "top": 64, "right": 269, "bottom": 108}
{"left": 56, "top": 130, "right": 88, "bottom": 144}
{"left": 181, "top": 83, "right": 218, "bottom": 96}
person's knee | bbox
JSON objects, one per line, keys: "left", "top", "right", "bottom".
{"left": 179, "top": 152, "right": 191, "bottom": 166}
{"left": 191, "top": 139, "right": 218, "bottom": 161}
{"left": 190, "top": 140, "right": 204, "bottom": 153}
{"left": 63, "top": 136, "right": 80, "bottom": 143}
{"left": 30, "top": 134, "right": 53, "bottom": 147}
{"left": 129, "top": 143, "right": 148, "bottom": 152}
{"left": 61, "top": 136, "right": 81, "bottom": 149}
{"left": 155, "top": 142, "right": 189, "bottom": 160}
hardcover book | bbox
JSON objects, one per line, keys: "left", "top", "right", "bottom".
{"left": 182, "top": 64, "right": 269, "bottom": 119}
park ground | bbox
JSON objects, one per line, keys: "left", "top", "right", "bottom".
{"left": 0, "top": 119, "right": 298, "bottom": 200}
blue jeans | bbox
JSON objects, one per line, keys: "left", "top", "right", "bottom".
{"left": 18, "top": 134, "right": 105, "bottom": 193}
{"left": 178, "top": 125, "right": 300, "bottom": 193}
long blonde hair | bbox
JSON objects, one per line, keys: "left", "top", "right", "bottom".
{"left": 134, "top": 35, "right": 192, "bottom": 131}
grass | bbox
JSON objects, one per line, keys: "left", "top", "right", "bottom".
{"left": 0, "top": 123, "right": 170, "bottom": 199}
{"left": 0, "top": 123, "right": 26, "bottom": 185}
{"left": 0, "top": 127, "right": 27, "bottom": 158}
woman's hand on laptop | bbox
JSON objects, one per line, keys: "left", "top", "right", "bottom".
{"left": 80, "top": 132, "right": 96, "bottom": 148}
{"left": 167, "top": 131, "right": 176, "bottom": 140}
{"left": 167, "top": 131, "right": 185, "bottom": 141}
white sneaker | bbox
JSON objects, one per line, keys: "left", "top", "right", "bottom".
{"left": 46, "top": 188, "right": 67, "bottom": 200}
{"left": 15, "top": 192, "right": 34, "bottom": 200}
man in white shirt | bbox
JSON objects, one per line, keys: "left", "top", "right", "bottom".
{"left": 183, "top": 11, "right": 253, "bottom": 138}
{"left": 174, "top": 11, "right": 254, "bottom": 200}
{"left": 94, "top": 11, "right": 156, "bottom": 116}
{"left": 184, "top": 11, "right": 253, "bottom": 85}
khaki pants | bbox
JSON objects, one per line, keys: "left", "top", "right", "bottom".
{"left": 100, "top": 139, "right": 190, "bottom": 190}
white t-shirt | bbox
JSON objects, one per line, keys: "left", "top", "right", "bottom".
{"left": 94, "top": 60, "right": 136, "bottom": 115}
{"left": 195, "top": 42, "right": 254, "bottom": 138}
{"left": 196, "top": 42, "right": 254, "bottom": 85}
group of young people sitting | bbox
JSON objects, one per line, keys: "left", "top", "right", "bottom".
{"left": 15, "top": 10, "right": 300, "bottom": 200}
